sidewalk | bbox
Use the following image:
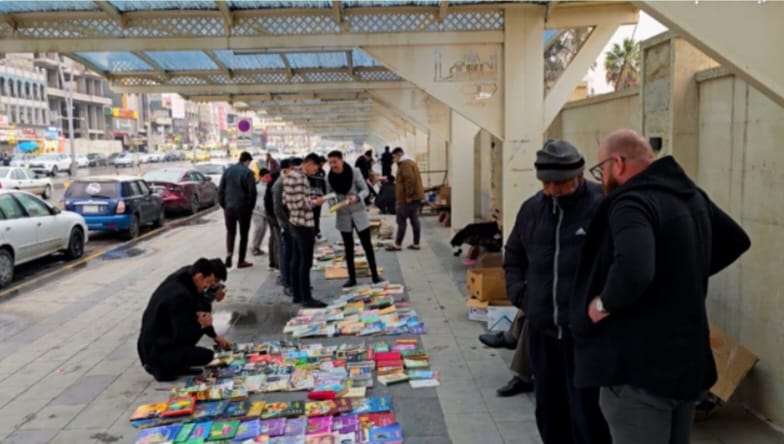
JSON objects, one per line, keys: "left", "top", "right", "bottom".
{"left": 0, "top": 210, "right": 780, "bottom": 443}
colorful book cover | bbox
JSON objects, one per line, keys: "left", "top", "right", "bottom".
{"left": 133, "top": 424, "right": 182, "bottom": 444}
{"left": 407, "top": 370, "right": 435, "bottom": 380}
{"left": 338, "top": 432, "right": 357, "bottom": 444}
{"left": 374, "top": 351, "right": 401, "bottom": 362}
{"left": 403, "top": 358, "right": 430, "bottom": 369}
{"left": 377, "top": 372, "right": 409, "bottom": 386}
{"left": 192, "top": 401, "right": 229, "bottom": 420}
{"left": 409, "top": 378, "right": 440, "bottom": 388}
{"left": 234, "top": 419, "right": 262, "bottom": 441}
{"left": 261, "top": 402, "right": 288, "bottom": 419}
{"left": 358, "top": 413, "right": 396, "bottom": 428}
{"left": 269, "top": 436, "right": 305, "bottom": 444}
{"left": 208, "top": 419, "right": 240, "bottom": 441}
{"left": 260, "top": 418, "right": 287, "bottom": 437}
{"left": 341, "top": 386, "right": 367, "bottom": 398}
{"left": 304, "top": 432, "right": 339, "bottom": 444}
{"left": 174, "top": 422, "right": 196, "bottom": 442}
{"left": 162, "top": 396, "right": 196, "bottom": 418}
{"left": 332, "top": 414, "right": 359, "bottom": 434}
{"left": 368, "top": 423, "right": 403, "bottom": 443}
{"left": 229, "top": 387, "right": 250, "bottom": 400}
{"left": 307, "top": 416, "right": 333, "bottom": 435}
{"left": 247, "top": 401, "right": 266, "bottom": 418}
{"left": 130, "top": 402, "right": 168, "bottom": 421}
{"left": 284, "top": 417, "right": 307, "bottom": 436}
{"left": 351, "top": 397, "right": 393, "bottom": 414}
{"left": 178, "top": 438, "right": 205, "bottom": 444}
{"left": 187, "top": 421, "right": 212, "bottom": 441}
{"left": 290, "top": 369, "right": 315, "bottom": 391}
{"left": 225, "top": 400, "right": 251, "bottom": 418}
{"left": 249, "top": 436, "right": 270, "bottom": 443}
{"left": 244, "top": 374, "right": 266, "bottom": 393}
{"left": 305, "top": 401, "right": 335, "bottom": 417}
{"left": 282, "top": 400, "right": 306, "bottom": 418}
{"left": 332, "top": 399, "right": 352, "bottom": 415}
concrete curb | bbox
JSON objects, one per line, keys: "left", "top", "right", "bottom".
{"left": 0, "top": 206, "right": 219, "bottom": 301}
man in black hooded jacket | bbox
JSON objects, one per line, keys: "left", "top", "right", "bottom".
{"left": 137, "top": 258, "right": 232, "bottom": 382}
{"left": 504, "top": 140, "right": 608, "bottom": 444}
{"left": 571, "top": 129, "right": 751, "bottom": 444}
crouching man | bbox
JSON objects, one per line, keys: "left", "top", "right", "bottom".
{"left": 137, "top": 258, "right": 233, "bottom": 382}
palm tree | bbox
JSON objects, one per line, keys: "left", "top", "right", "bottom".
{"left": 604, "top": 38, "right": 640, "bottom": 91}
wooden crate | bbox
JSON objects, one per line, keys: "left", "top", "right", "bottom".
{"left": 466, "top": 268, "right": 506, "bottom": 302}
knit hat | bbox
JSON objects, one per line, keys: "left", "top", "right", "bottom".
{"left": 534, "top": 139, "right": 585, "bottom": 182}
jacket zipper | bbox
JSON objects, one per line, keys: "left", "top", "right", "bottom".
{"left": 553, "top": 197, "right": 564, "bottom": 339}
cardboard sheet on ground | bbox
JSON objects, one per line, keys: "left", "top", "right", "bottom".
{"left": 324, "top": 266, "right": 384, "bottom": 280}
{"left": 709, "top": 323, "right": 759, "bottom": 402}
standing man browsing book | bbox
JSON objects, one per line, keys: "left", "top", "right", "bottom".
{"left": 282, "top": 153, "right": 328, "bottom": 308}
{"left": 387, "top": 147, "right": 425, "bottom": 251}
{"left": 218, "top": 151, "right": 257, "bottom": 269}
{"left": 323, "top": 150, "right": 383, "bottom": 288}
{"left": 137, "top": 258, "right": 233, "bottom": 382}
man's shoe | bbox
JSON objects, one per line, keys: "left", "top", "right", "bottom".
{"left": 479, "top": 331, "right": 516, "bottom": 350}
{"left": 342, "top": 279, "right": 358, "bottom": 289}
{"left": 302, "top": 299, "right": 328, "bottom": 308}
{"left": 225, "top": 256, "right": 233, "bottom": 268}
{"left": 237, "top": 261, "right": 253, "bottom": 269}
{"left": 496, "top": 376, "right": 534, "bottom": 397}
{"left": 372, "top": 276, "right": 386, "bottom": 285}
{"left": 252, "top": 249, "right": 263, "bottom": 256}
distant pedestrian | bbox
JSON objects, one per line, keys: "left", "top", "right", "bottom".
{"left": 309, "top": 156, "right": 327, "bottom": 240}
{"left": 251, "top": 168, "right": 272, "bottom": 256}
{"left": 272, "top": 159, "right": 295, "bottom": 295}
{"left": 387, "top": 147, "right": 424, "bottom": 251}
{"left": 381, "top": 146, "right": 393, "bottom": 178}
{"left": 218, "top": 151, "right": 257, "bottom": 269}
{"left": 266, "top": 153, "right": 280, "bottom": 173}
{"left": 354, "top": 149, "right": 377, "bottom": 205}
{"left": 571, "top": 129, "right": 751, "bottom": 444}
{"left": 282, "top": 153, "right": 327, "bottom": 308}
{"left": 324, "top": 150, "right": 382, "bottom": 288}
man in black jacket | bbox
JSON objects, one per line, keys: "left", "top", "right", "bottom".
{"left": 504, "top": 140, "right": 608, "bottom": 444}
{"left": 137, "top": 258, "right": 232, "bottom": 382}
{"left": 572, "top": 130, "right": 751, "bottom": 444}
{"left": 381, "top": 146, "right": 393, "bottom": 178}
{"left": 219, "top": 151, "right": 257, "bottom": 269}
{"left": 264, "top": 170, "right": 282, "bottom": 270}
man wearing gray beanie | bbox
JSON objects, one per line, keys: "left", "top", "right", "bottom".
{"left": 503, "top": 139, "right": 609, "bottom": 444}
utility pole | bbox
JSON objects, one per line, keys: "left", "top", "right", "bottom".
{"left": 57, "top": 54, "right": 77, "bottom": 176}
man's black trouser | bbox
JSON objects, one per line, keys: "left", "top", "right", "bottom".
{"left": 290, "top": 226, "right": 316, "bottom": 303}
{"left": 527, "top": 327, "right": 611, "bottom": 444}
{"left": 266, "top": 216, "right": 280, "bottom": 269}
{"left": 341, "top": 227, "right": 380, "bottom": 281}
{"left": 138, "top": 340, "right": 214, "bottom": 380}
{"left": 313, "top": 206, "right": 322, "bottom": 237}
{"left": 395, "top": 202, "right": 421, "bottom": 245}
{"left": 224, "top": 206, "right": 252, "bottom": 262}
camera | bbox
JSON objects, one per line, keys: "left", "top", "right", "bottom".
{"left": 204, "top": 283, "right": 226, "bottom": 303}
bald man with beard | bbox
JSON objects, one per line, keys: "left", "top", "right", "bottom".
{"left": 570, "top": 129, "right": 751, "bottom": 444}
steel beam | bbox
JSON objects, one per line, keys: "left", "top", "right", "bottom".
{"left": 112, "top": 80, "right": 413, "bottom": 94}
{"left": 94, "top": 1, "right": 126, "bottom": 27}
{"left": 131, "top": 51, "right": 169, "bottom": 81}
{"left": 215, "top": 0, "right": 234, "bottom": 33}
{"left": 204, "top": 50, "right": 233, "bottom": 79}
{"left": 544, "top": 2, "right": 638, "bottom": 29}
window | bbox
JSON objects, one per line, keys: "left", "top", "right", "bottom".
{"left": 14, "top": 193, "right": 51, "bottom": 217}
{"left": 189, "top": 171, "right": 205, "bottom": 182}
{"left": 0, "top": 195, "right": 24, "bottom": 220}
{"left": 137, "top": 181, "right": 151, "bottom": 196}
{"left": 127, "top": 181, "right": 142, "bottom": 197}
{"left": 22, "top": 169, "right": 34, "bottom": 179}
{"left": 12, "top": 169, "right": 26, "bottom": 180}
{"left": 65, "top": 181, "right": 120, "bottom": 199}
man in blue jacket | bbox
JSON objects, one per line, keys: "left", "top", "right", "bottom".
{"left": 571, "top": 130, "right": 751, "bottom": 444}
{"left": 504, "top": 140, "right": 609, "bottom": 444}
{"left": 219, "top": 151, "right": 257, "bottom": 269}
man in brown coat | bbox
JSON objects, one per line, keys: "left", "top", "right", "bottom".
{"left": 388, "top": 147, "right": 425, "bottom": 251}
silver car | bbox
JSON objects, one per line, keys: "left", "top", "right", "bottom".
{"left": 0, "top": 190, "right": 88, "bottom": 287}
{"left": 0, "top": 167, "right": 54, "bottom": 199}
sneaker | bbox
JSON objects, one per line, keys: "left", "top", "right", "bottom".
{"left": 342, "top": 279, "right": 358, "bottom": 289}
{"left": 225, "top": 256, "right": 233, "bottom": 268}
{"left": 237, "top": 261, "right": 253, "bottom": 269}
{"left": 302, "top": 299, "right": 328, "bottom": 308}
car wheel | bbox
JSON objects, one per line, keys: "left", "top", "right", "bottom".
{"left": 0, "top": 249, "right": 13, "bottom": 288}
{"left": 190, "top": 195, "right": 199, "bottom": 215}
{"left": 153, "top": 207, "right": 165, "bottom": 228}
{"left": 51, "top": 166, "right": 58, "bottom": 177}
{"left": 124, "top": 214, "right": 140, "bottom": 240}
{"left": 42, "top": 184, "right": 52, "bottom": 199}
{"left": 65, "top": 227, "right": 85, "bottom": 259}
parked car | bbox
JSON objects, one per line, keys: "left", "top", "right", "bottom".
{"left": 0, "top": 190, "right": 87, "bottom": 287}
{"left": 10, "top": 154, "right": 36, "bottom": 168}
{"left": 112, "top": 152, "right": 137, "bottom": 168}
{"left": 142, "top": 168, "right": 218, "bottom": 215}
{"left": 0, "top": 167, "right": 54, "bottom": 199}
{"left": 194, "top": 162, "right": 228, "bottom": 185}
{"left": 75, "top": 155, "right": 90, "bottom": 168}
{"left": 87, "top": 153, "right": 109, "bottom": 167}
{"left": 61, "top": 176, "right": 164, "bottom": 239}
{"left": 29, "top": 153, "right": 72, "bottom": 177}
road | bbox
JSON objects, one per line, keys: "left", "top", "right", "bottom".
{"left": 9, "top": 160, "right": 224, "bottom": 291}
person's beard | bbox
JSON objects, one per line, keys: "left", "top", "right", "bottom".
{"left": 602, "top": 173, "right": 620, "bottom": 195}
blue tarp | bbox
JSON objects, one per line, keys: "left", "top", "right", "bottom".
{"left": 16, "top": 141, "right": 38, "bottom": 152}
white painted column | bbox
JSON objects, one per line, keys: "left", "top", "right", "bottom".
{"left": 477, "top": 129, "right": 492, "bottom": 218}
{"left": 450, "top": 110, "right": 480, "bottom": 235}
{"left": 427, "top": 132, "right": 448, "bottom": 188}
{"left": 502, "top": 8, "right": 545, "bottom": 240}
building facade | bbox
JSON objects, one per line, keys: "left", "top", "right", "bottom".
{"left": 0, "top": 54, "right": 50, "bottom": 153}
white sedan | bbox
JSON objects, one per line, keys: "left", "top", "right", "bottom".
{"left": 75, "top": 155, "right": 90, "bottom": 168}
{"left": 0, "top": 190, "right": 88, "bottom": 287}
{"left": 0, "top": 167, "right": 54, "bottom": 199}
{"left": 194, "top": 161, "right": 228, "bottom": 185}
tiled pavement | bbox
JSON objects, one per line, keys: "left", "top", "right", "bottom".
{"left": 0, "top": 209, "right": 780, "bottom": 443}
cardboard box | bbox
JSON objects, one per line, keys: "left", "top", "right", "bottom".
{"left": 437, "top": 186, "right": 451, "bottom": 206}
{"left": 476, "top": 253, "right": 503, "bottom": 268}
{"left": 709, "top": 323, "right": 759, "bottom": 402}
{"left": 487, "top": 305, "right": 519, "bottom": 332}
{"left": 466, "top": 268, "right": 506, "bottom": 302}
{"left": 466, "top": 296, "right": 512, "bottom": 324}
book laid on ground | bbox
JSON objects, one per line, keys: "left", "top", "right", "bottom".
{"left": 130, "top": 402, "right": 168, "bottom": 421}
{"left": 132, "top": 423, "right": 182, "bottom": 444}
{"left": 351, "top": 396, "right": 393, "bottom": 414}
{"left": 305, "top": 432, "right": 339, "bottom": 444}
{"left": 284, "top": 417, "right": 308, "bottom": 436}
{"left": 234, "top": 419, "right": 262, "bottom": 442}
{"left": 161, "top": 396, "right": 196, "bottom": 418}
{"left": 367, "top": 423, "right": 403, "bottom": 444}
{"left": 260, "top": 418, "right": 287, "bottom": 437}
{"left": 185, "top": 421, "right": 212, "bottom": 441}
{"left": 307, "top": 416, "right": 334, "bottom": 435}
{"left": 208, "top": 419, "right": 240, "bottom": 441}
{"left": 377, "top": 371, "right": 409, "bottom": 386}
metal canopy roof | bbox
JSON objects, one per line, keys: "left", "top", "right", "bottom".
{"left": 0, "top": 0, "right": 614, "bottom": 141}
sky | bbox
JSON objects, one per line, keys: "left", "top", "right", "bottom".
{"left": 584, "top": 11, "right": 668, "bottom": 95}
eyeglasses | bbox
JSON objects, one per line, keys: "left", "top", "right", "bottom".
{"left": 589, "top": 156, "right": 623, "bottom": 181}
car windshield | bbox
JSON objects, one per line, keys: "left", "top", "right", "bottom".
{"left": 65, "top": 181, "right": 120, "bottom": 198}
{"left": 0, "top": 167, "right": 10, "bottom": 177}
{"left": 195, "top": 164, "right": 224, "bottom": 174}
{"left": 143, "top": 170, "right": 183, "bottom": 182}
{"left": 38, "top": 154, "right": 59, "bottom": 160}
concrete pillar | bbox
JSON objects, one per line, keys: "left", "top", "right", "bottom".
{"left": 502, "top": 8, "right": 545, "bottom": 239}
{"left": 426, "top": 132, "right": 448, "bottom": 188}
{"left": 450, "top": 110, "right": 480, "bottom": 235}
{"left": 476, "top": 129, "right": 492, "bottom": 219}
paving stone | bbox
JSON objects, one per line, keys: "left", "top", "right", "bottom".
{"left": 18, "top": 403, "right": 86, "bottom": 431}
{"left": 495, "top": 419, "right": 543, "bottom": 444}
{"left": 50, "top": 428, "right": 122, "bottom": 444}
{"left": 86, "top": 359, "right": 135, "bottom": 377}
{"left": 0, "top": 398, "right": 52, "bottom": 436}
{"left": 51, "top": 375, "right": 117, "bottom": 406}
{"left": 1, "top": 428, "right": 59, "bottom": 444}
{"left": 444, "top": 413, "right": 505, "bottom": 444}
